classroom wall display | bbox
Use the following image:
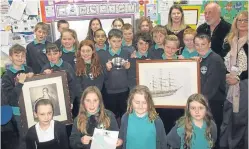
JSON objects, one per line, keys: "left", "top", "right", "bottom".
{"left": 0, "top": 0, "right": 41, "bottom": 58}
{"left": 40, "top": 0, "right": 139, "bottom": 22}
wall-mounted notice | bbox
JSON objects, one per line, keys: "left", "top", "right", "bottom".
{"left": 41, "top": 1, "right": 138, "bottom": 22}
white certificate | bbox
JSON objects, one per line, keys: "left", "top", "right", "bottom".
{"left": 183, "top": 10, "right": 198, "bottom": 25}
{"left": 91, "top": 128, "right": 119, "bottom": 149}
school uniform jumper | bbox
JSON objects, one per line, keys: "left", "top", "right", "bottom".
{"left": 199, "top": 49, "right": 226, "bottom": 146}
{"left": 41, "top": 59, "right": 76, "bottom": 104}
{"left": 76, "top": 63, "right": 104, "bottom": 100}
{"left": 25, "top": 120, "right": 69, "bottom": 149}
{"left": 26, "top": 40, "right": 50, "bottom": 74}
{"left": 61, "top": 47, "right": 76, "bottom": 69}
{"left": 54, "top": 38, "right": 61, "bottom": 49}
{"left": 119, "top": 113, "right": 167, "bottom": 149}
{"left": 69, "top": 110, "right": 119, "bottom": 149}
{"left": 128, "top": 51, "right": 152, "bottom": 90}
{"left": 99, "top": 47, "right": 130, "bottom": 118}
{"left": 96, "top": 44, "right": 109, "bottom": 67}
{"left": 181, "top": 47, "right": 198, "bottom": 59}
{"left": 122, "top": 40, "right": 136, "bottom": 55}
{"left": 1, "top": 65, "right": 33, "bottom": 149}
{"left": 149, "top": 44, "right": 164, "bottom": 60}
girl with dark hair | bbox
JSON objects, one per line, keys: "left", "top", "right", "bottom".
{"left": 167, "top": 94, "right": 217, "bottom": 149}
{"left": 85, "top": 18, "right": 102, "bottom": 41}
{"left": 26, "top": 99, "right": 69, "bottom": 149}
{"left": 112, "top": 18, "right": 124, "bottom": 30}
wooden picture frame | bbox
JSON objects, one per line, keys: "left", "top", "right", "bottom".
{"left": 136, "top": 59, "right": 200, "bottom": 109}
{"left": 19, "top": 71, "right": 73, "bottom": 134}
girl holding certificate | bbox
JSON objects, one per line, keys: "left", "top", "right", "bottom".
{"left": 69, "top": 86, "right": 122, "bottom": 149}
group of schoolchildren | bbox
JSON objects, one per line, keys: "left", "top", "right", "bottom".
{"left": 1, "top": 15, "right": 226, "bottom": 149}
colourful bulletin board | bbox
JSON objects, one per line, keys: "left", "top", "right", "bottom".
{"left": 201, "top": 1, "right": 248, "bottom": 24}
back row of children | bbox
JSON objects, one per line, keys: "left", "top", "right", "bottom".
{"left": 2, "top": 16, "right": 224, "bottom": 149}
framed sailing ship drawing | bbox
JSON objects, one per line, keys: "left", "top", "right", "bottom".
{"left": 136, "top": 59, "right": 200, "bottom": 108}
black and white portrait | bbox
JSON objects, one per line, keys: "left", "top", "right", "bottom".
{"left": 29, "top": 83, "right": 60, "bottom": 116}
{"left": 20, "top": 71, "right": 72, "bottom": 130}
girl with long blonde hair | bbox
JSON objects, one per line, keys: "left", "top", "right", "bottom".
{"left": 119, "top": 85, "right": 167, "bottom": 149}
{"left": 167, "top": 93, "right": 217, "bottom": 149}
{"left": 69, "top": 86, "right": 122, "bottom": 149}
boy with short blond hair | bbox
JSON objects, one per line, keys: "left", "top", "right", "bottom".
{"left": 26, "top": 22, "right": 50, "bottom": 74}
{"left": 153, "top": 34, "right": 179, "bottom": 60}
{"left": 2, "top": 44, "right": 34, "bottom": 149}
{"left": 121, "top": 23, "right": 135, "bottom": 54}
{"left": 180, "top": 28, "right": 198, "bottom": 59}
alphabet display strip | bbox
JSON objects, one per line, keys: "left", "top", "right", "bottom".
{"left": 42, "top": 1, "right": 138, "bottom": 22}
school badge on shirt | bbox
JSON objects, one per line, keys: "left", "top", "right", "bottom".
{"left": 201, "top": 66, "right": 207, "bottom": 75}
{"left": 42, "top": 48, "right": 46, "bottom": 54}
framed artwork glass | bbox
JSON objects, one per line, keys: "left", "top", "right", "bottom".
{"left": 19, "top": 71, "right": 73, "bottom": 134}
{"left": 136, "top": 59, "right": 200, "bottom": 108}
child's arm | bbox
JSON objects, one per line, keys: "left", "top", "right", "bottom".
{"left": 166, "top": 124, "right": 181, "bottom": 149}
{"left": 155, "top": 117, "right": 168, "bottom": 149}
{"left": 211, "top": 120, "right": 218, "bottom": 144}
{"left": 26, "top": 45, "right": 32, "bottom": 68}
{"left": 25, "top": 128, "right": 36, "bottom": 149}
{"left": 1, "top": 74, "right": 26, "bottom": 106}
{"left": 41, "top": 64, "right": 52, "bottom": 74}
{"left": 57, "top": 122, "right": 70, "bottom": 149}
{"left": 202, "top": 58, "right": 226, "bottom": 100}
{"left": 69, "top": 118, "right": 89, "bottom": 149}
{"left": 107, "top": 110, "right": 119, "bottom": 131}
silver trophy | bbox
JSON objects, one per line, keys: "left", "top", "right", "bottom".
{"left": 111, "top": 57, "right": 128, "bottom": 69}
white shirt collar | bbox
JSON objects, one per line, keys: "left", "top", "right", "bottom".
{"left": 35, "top": 120, "right": 55, "bottom": 142}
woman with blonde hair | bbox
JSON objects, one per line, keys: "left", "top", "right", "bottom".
{"left": 167, "top": 93, "right": 217, "bottom": 149}
{"left": 220, "top": 11, "right": 248, "bottom": 149}
{"left": 69, "top": 86, "right": 122, "bottom": 149}
{"left": 165, "top": 5, "right": 190, "bottom": 54}
{"left": 119, "top": 85, "right": 167, "bottom": 149}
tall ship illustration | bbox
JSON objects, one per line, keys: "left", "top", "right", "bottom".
{"left": 149, "top": 70, "right": 182, "bottom": 97}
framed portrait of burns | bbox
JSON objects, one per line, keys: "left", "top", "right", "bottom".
{"left": 19, "top": 71, "right": 72, "bottom": 135}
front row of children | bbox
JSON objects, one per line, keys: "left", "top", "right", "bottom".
{"left": 24, "top": 85, "right": 217, "bottom": 149}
